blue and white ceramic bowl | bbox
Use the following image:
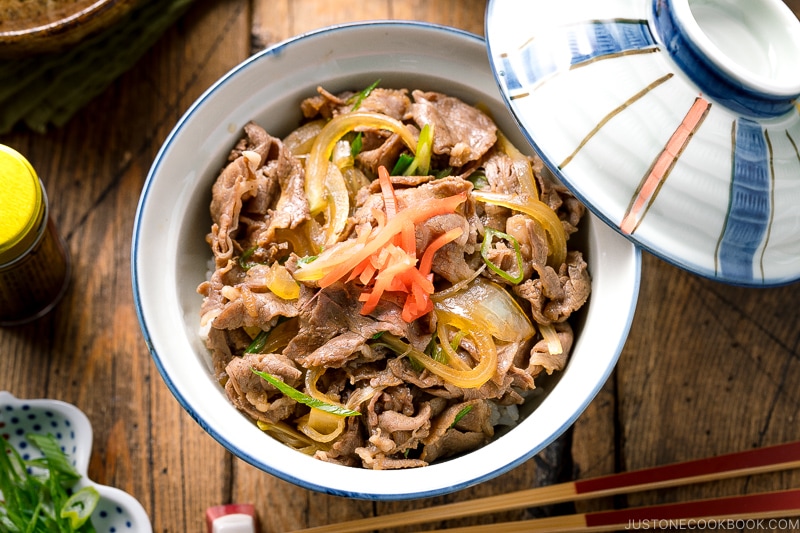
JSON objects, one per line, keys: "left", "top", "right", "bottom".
{"left": 486, "top": 0, "right": 800, "bottom": 286}
{"left": 133, "top": 21, "right": 640, "bottom": 500}
{"left": 0, "top": 391, "right": 152, "bottom": 533}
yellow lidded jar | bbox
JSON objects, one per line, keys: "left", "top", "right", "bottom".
{"left": 0, "top": 144, "right": 71, "bottom": 325}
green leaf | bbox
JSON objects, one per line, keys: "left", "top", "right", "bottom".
{"left": 251, "top": 368, "right": 361, "bottom": 417}
{"left": 480, "top": 228, "right": 525, "bottom": 284}
{"left": 244, "top": 330, "right": 270, "bottom": 354}
{"left": 348, "top": 79, "right": 381, "bottom": 111}
{"left": 238, "top": 246, "right": 259, "bottom": 271}
{"left": 451, "top": 405, "right": 473, "bottom": 428}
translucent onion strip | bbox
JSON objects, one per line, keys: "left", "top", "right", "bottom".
{"left": 538, "top": 323, "right": 564, "bottom": 355}
{"left": 256, "top": 420, "right": 320, "bottom": 455}
{"left": 472, "top": 190, "right": 567, "bottom": 267}
{"left": 300, "top": 367, "right": 347, "bottom": 443}
{"left": 305, "top": 112, "right": 418, "bottom": 215}
{"left": 380, "top": 331, "right": 497, "bottom": 389}
{"left": 322, "top": 163, "right": 350, "bottom": 246}
{"left": 433, "top": 277, "right": 535, "bottom": 343}
{"left": 495, "top": 130, "right": 539, "bottom": 199}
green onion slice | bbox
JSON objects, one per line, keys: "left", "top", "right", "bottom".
{"left": 238, "top": 246, "right": 258, "bottom": 271}
{"left": 350, "top": 132, "right": 363, "bottom": 157}
{"left": 60, "top": 486, "right": 100, "bottom": 530}
{"left": 451, "top": 405, "right": 473, "bottom": 428}
{"left": 403, "top": 123, "right": 433, "bottom": 176}
{"left": 251, "top": 368, "right": 361, "bottom": 417}
{"left": 245, "top": 330, "right": 270, "bottom": 354}
{"left": 348, "top": 79, "right": 381, "bottom": 111}
{"left": 391, "top": 153, "right": 414, "bottom": 175}
{"left": 480, "top": 228, "right": 524, "bottom": 284}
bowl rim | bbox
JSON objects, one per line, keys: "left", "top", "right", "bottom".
{"left": 132, "top": 19, "right": 642, "bottom": 500}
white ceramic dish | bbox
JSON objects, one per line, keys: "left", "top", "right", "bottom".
{"left": 132, "top": 21, "right": 640, "bottom": 500}
{"left": 0, "top": 391, "right": 153, "bottom": 532}
{"left": 486, "top": 0, "right": 800, "bottom": 287}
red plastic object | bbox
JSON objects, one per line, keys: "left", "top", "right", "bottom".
{"left": 206, "top": 504, "right": 258, "bottom": 533}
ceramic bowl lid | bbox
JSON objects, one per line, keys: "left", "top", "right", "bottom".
{"left": 485, "top": 0, "right": 800, "bottom": 286}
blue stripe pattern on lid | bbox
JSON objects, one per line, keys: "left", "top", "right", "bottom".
{"left": 500, "top": 19, "right": 656, "bottom": 92}
{"left": 717, "top": 119, "right": 771, "bottom": 282}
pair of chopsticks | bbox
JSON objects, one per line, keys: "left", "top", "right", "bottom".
{"left": 293, "top": 441, "right": 800, "bottom": 532}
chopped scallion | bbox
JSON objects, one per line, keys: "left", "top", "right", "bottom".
{"left": 61, "top": 487, "right": 100, "bottom": 530}
{"left": 348, "top": 79, "right": 381, "bottom": 111}
{"left": 245, "top": 330, "right": 270, "bottom": 354}
{"left": 403, "top": 123, "right": 433, "bottom": 176}
{"left": 251, "top": 368, "right": 361, "bottom": 417}
{"left": 435, "top": 167, "right": 453, "bottom": 180}
{"left": 467, "top": 170, "right": 489, "bottom": 189}
{"left": 297, "top": 254, "right": 318, "bottom": 266}
{"left": 480, "top": 228, "right": 525, "bottom": 284}
{"left": 238, "top": 246, "right": 259, "bottom": 270}
{"left": 391, "top": 153, "right": 414, "bottom": 175}
{"left": 350, "top": 132, "right": 363, "bottom": 157}
{"left": 450, "top": 405, "right": 473, "bottom": 428}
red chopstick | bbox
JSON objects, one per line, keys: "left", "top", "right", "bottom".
{"left": 440, "top": 489, "right": 800, "bottom": 532}
{"left": 291, "top": 441, "right": 800, "bottom": 533}
{"left": 575, "top": 439, "right": 800, "bottom": 496}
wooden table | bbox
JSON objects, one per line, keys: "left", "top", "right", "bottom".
{"left": 2, "top": 1, "right": 799, "bottom": 531}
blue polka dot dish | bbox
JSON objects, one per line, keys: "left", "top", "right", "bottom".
{"left": 0, "top": 391, "right": 152, "bottom": 533}
{"left": 486, "top": 0, "right": 800, "bottom": 286}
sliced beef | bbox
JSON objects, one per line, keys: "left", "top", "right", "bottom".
{"left": 301, "top": 86, "right": 411, "bottom": 121}
{"left": 409, "top": 90, "right": 497, "bottom": 167}
{"left": 356, "top": 133, "right": 410, "bottom": 176}
{"left": 483, "top": 148, "right": 524, "bottom": 196}
{"left": 284, "top": 283, "right": 407, "bottom": 368}
{"left": 514, "top": 251, "right": 591, "bottom": 324}
{"left": 199, "top": 85, "right": 591, "bottom": 470}
{"left": 207, "top": 148, "right": 260, "bottom": 267}
{"left": 225, "top": 352, "right": 302, "bottom": 424}
{"left": 421, "top": 400, "right": 493, "bottom": 463}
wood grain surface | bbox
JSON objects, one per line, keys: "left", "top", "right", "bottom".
{"left": 1, "top": 1, "right": 799, "bottom": 532}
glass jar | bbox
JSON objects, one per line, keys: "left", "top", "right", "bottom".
{"left": 0, "top": 144, "right": 71, "bottom": 325}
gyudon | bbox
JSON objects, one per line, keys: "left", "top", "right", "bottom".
{"left": 197, "top": 83, "right": 590, "bottom": 469}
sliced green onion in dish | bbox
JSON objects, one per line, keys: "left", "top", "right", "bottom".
{"left": 480, "top": 227, "right": 525, "bottom": 284}
{"left": 467, "top": 170, "right": 489, "bottom": 190}
{"left": 61, "top": 487, "right": 101, "bottom": 530}
{"left": 472, "top": 189, "right": 567, "bottom": 268}
{"left": 251, "top": 368, "right": 361, "bottom": 417}
{"left": 0, "top": 433, "right": 100, "bottom": 532}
